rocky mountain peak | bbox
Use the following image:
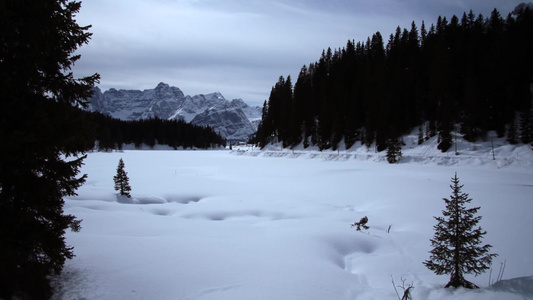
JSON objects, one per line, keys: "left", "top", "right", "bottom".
{"left": 86, "top": 83, "right": 261, "bottom": 141}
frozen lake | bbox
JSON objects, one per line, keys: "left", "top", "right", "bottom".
{"left": 54, "top": 148, "right": 533, "bottom": 299}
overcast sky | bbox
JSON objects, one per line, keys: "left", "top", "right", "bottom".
{"left": 73, "top": 0, "right": 527, "bottom": 107}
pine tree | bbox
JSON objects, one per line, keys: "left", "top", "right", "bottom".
{"left": 418, "top": 125, "right": 425, "bottom": 145}
{"left": 0, "top": 1, "right": 99, "bottom": 298}
{"left": 114, "top": 158, "right": 132, "bottom": 198}
{"left": 424, "top": 173, "right": 497, "bottom": 289}
{"left": 506, "top": 117, "right": 518, "bottom": 144}
{"left": 520, "top": 110, "right": 532, "bottom": 144}
{"left": 437, "top": 125, "right": 453, "bottom": 152}
{"left": 386, "top": 138, "right": 403, "bottom": 163}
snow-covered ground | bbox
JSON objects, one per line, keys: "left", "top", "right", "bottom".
{"left": 53, "top": 136, "right": 533, "bottom": 299}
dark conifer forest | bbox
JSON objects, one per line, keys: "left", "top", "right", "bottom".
{"left": 252, "top": 6, "right": 533, "bottom": 152}
{"left": 86, "top": 111, "right": 227, "bottom": 151}
{"left": 35, "top": 105, "right": 227, "bottom": 152}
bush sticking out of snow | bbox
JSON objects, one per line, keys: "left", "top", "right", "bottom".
{"left": 351, "top": 216, "right": 369, "bottom": 231}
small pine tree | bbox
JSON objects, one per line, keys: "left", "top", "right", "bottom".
{"left": 437, "top": 128, "right": 453, "bottom": 152}
{"left": 114, "top": 158, "right": 132, "bottom": 198}
{"left": 520, "top": 110, "right": 532, "bottom": 144}
{"left": 506, "top": 118, "right": 518, "bottom": 144}
{"left": 424, "top": 173, "right": 497, "bottom": 289}
{"left": 418, "top": 125, "right": 425, "bottom": 145}
{"left": 386, "top": 138, "right": 402, "bottom": 163}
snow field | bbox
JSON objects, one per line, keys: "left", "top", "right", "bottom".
{"left": 55, "top": 149, "right": 533, "bottom": 299}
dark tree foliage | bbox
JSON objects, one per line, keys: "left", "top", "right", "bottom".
{"left": 520, "top": 110, "right": 533, "bottom": 144}
{"left": 89, "top": 112, "right": 226, "bottom": 151}
{"left": 418, "top": 126, "right": 425, "bottom": 145}
{"left": 113, "top": 158, "right": 132, "bottom": 198}
{"left": 386, "top": 138, "right": 403, "bottom": 163}
{"left": 0, "top": 1, "right": 99, "bottom": 299}
{"left": 424, "top": 173, "right": 497, "bottom": 289}
{"left": 437, "top": 125, "right": 453, "bottom": 153}
{"left": 506, "top": 117, "right": 519, "bottom": 144}
{"left": 254, "top": 76, "right": 295, "bottom": 147}
{"left": 252, "top": 6, "right": 533, "bottom": 152}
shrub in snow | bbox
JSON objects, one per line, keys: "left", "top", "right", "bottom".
{"left": 424, "top": 173, "right": 497, "bottom": 289}
{"left": 391, "top": 276, "right": 414, "bottom": 300}
{"left": 351, "top": 216, "right": 369, "bottom": 231}
{"left": 114, "top": 158, "right": 132, "bottom": 198}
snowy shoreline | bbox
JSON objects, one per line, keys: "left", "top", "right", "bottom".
{"left": 231, "top": 135, "right": 533, "bottom": 170}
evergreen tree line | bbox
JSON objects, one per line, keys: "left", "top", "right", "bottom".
{"left": 252, "top": 7, "right": 533, "bottom": 152}
{"left": 88, "top": 112, "right": 227, "bottom": 151}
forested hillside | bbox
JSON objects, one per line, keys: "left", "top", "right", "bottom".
{"left": 67, "top": 107, "right": 226, "bottom": 151}
{"left": 252, "top": 6, "right": 533, "bottom": 152}
{"left": 89, "top": 112, "right": 227, "bottom": 150}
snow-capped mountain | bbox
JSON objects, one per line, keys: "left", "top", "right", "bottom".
{"left": 87, "top": 83, "right": 261, "bottom": 141}
{"left": 191, "top": 100, "right": 257, "bottom": 141}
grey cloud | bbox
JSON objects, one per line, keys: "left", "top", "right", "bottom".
{"left": 73, "top": 0, "right": 527, "bottom": 107}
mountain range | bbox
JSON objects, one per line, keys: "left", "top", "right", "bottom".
{"left": 87, "top": 82, "right": 261, "bottom": 141}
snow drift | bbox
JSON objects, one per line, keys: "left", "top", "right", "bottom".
{"left": 53, "top": 139, "right": 533, "bottom": 299}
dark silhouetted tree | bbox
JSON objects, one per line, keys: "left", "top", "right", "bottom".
{"left": 418, "top": 126, "right": 425, "bottom": 145}
{"left": 424, "top": 173, "right": 497, "bottom": 289}
{"left": 114, "top": 158, "right": 132, "bottom": 198}
{"left": 0, "top": 0, "right": 99, "bottom": 298}
{"left": 521, "top": 110, "right": 532, "bottom": 144}
{"left": 386, "top": 138, "right": 403, "bottom": 163}
{"left": 507, "top": 117, "right": 519, "bottom": 144}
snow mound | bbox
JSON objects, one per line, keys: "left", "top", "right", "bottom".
{"left": 490, "top": 276, "right": 533, "bottom": 296}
